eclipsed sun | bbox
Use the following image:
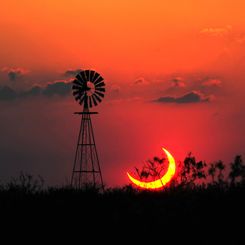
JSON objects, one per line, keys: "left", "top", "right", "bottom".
{"left": 127, "top": 147, "right": 176, "bottom": 189}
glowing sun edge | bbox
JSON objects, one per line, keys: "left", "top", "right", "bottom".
{"left": 127, "top": 147, "right": 176, "bottom": 189}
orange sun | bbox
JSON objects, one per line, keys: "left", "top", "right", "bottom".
{"left": 127, "top": 147, "right": 176, "bottom": 189}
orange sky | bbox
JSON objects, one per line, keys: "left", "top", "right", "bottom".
{"left": 1, "top": 0, "right": 245, "bottom": 73}
{"left": 0, "top": 1, "right": 245, "bottom": 187}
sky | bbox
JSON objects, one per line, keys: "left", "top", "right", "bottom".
{"left": 0, "top": 0, "right": 245, "bottom": 187}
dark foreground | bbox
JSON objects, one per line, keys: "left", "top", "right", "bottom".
{"left": 0, "top": 182, "right": 244, "bottom": 244}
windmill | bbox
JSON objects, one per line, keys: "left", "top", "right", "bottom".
{"left": 71, "top": 69, "right": 105, "bottom": 189}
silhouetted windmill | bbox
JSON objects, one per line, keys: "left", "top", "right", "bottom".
{"left": 71, "top": 70, "right": 105, "bottom": 189}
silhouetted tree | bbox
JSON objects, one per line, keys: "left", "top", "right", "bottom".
{"left": 216, "top": 160, "right": 225, "bottom": 184}
{"left": 180, "top": 152, "right": 206, "bottom": 186}
{"left": 135, "top": 156, "right": 166, "bottom": 182}
{"left": 208, "top": 163, "right": 216, "bottom": 183}
{"left": 7, "top": 172, "right": 44, "bottom": 194}
{"left": 229, "top": 155, "right": 245, "bottom": 185}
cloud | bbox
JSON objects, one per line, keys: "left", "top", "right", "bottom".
{"left": 202, "top": 79, "right": 222, "bottom": 87}
{"left": 19, "top": 85, "right": 42, "bottom": 98}
{"left": 200, "top": 25, "right": 232, "bottom": 37}
{"left": 42, "top": 80, "right": 72, "bottom": 96}
{"left": 0, "top": 80, "right": 72, "bottom": 101}
{"left": 154, "top": 91, "right": 212, "bottom": 104}
{"left": 133, "top": 77, "right": 149, "bottom": 85}
{"left": 64, "top": 68, "right": 83, "bottom": 77}
{"left": 1, "top": 67, "right": 28, "bottom": 81}
{"left": 171, "top": 77, "right": 186, "bottom": 88}
{"left": 0, "top": 86, "right": 17, "bottom": 100}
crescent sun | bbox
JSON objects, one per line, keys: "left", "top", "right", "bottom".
{"left": 127, "top": 147, "right": 176, "bottom": 189}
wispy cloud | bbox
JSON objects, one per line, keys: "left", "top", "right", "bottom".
{"left": 200, "top": 25, "right": 232, "bottom": 37}
{"left": 133, "top": 77, "right": 149, "bottom": 85}
{"left": 171, "top": 77, "right": 186, "bottom": 88}
{"left": 202, "top": 79, "right": 222, "bottom": 87}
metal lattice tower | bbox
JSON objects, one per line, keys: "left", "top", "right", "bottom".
{"left": 71, "top": 70, "right": 105, "bottom": 189}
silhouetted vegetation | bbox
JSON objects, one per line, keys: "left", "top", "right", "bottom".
{"left": 135, "top": 152, "right": 245, "bottom": 189}
{"left": 0, "top": 154, "right": 245, "bottom": 244}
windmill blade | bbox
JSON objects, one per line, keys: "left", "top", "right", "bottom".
{"left": 89, "top": 96, "right": 93, "bottom": 108}
{"left": 95, "top": 91, "right": 105, "bottom": 98}
{"left": 73, "top": 90, "right": 82, "bottom": 97}
{"left": 73, "top": 89, "right": 84, "bottom": 98}
{"left": 92, "top": 95, "right": 98, "bottom": 106}
{"left": 95, "top": 81, "right": 105, "bottom": 88}
{"left": 72, "top": 85, "right": 82, "bottom": 90}
{"left": 72, "top": 70, "right": 105, "bottom": 108}
{"left": 90, "top": 70, "right": 96, "bottom": 82}
{"left": 73, "top": 79, "right": 83, "bottom": 86}
{"left": 94, "top": 76, "right": 103, "bottom": 85}
{"left": 93, "top": 93, "right": 102, "bottom": 103}
{"left": 79, "top": 94, "right": 86, "bottom": 105}
{"left": 80, "top": 71, "right": 88, "bottom": 83}
{"left": 92, "top": 72, "right": 100, "bottom": 83}
{"left": 75, "top": 74, "right": 85, "bottom": 84}
{"left": 95, "top": 87, "right": 105, "bottom": 92}
{"left": 75, "top": 94, "right": 82, "bottom": 101}
{"left": 85, "top": 70, "right": 91, "bottom": 81}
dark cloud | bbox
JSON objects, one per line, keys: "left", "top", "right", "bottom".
{"left": 19, "top": 86, "right": 42, "bottom": 98}
{"left": 64, "top": 69, "right": 83, "bottom": 77}
{"left": 0, "top": 81, "right": 72, "bottom": 101}
{"left": 154, "top": 91, "right": 212, "bottom": 104}
{"left": 1, "top": 67, "right": 28, "bottom": 81}
{"left": 0, "top": 86, "right": 17, "bottom": 100}
{"left": 8, "top": 71, "right": 21, "bottom": 81}
{"left": 42, "top": 81, "right": 72, "bottom": 96}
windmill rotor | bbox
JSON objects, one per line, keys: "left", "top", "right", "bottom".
{"left": 72, "top": 70, "right": 105, "bottom": 109}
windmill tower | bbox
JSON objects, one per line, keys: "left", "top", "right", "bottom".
{"left": 71, "top": 70, "right": 105, "bottom": 189}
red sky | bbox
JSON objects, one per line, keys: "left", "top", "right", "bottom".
{"left": 0, "top": 1, "right": 245, "bottom": 187}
